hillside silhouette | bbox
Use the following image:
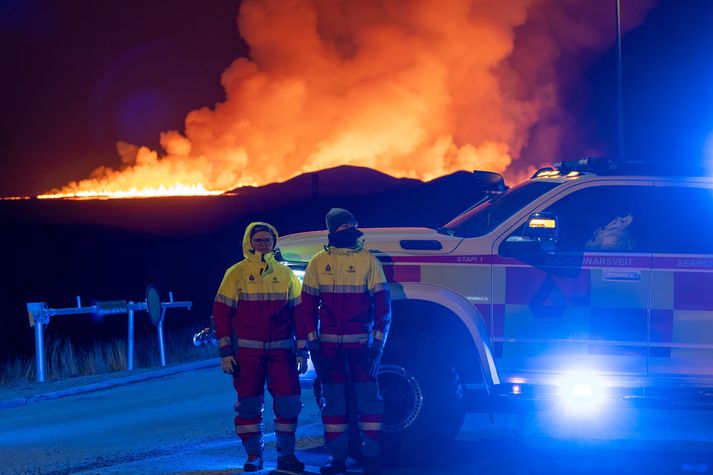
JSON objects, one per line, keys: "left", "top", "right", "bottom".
{"left": 2, "top": 166, "right": 492, "bottom": 362}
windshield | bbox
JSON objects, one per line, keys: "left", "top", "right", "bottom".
{"left": 442, "top": 181, "right": 560, "bottom": 237}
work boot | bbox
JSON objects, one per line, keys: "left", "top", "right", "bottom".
{"left": 243, "top": 454, "right": 264, "bottom": 472}
{"left": 362, "top": 456, "right": 381, "bottom": 475}
{"left": 277, "top": 454, "right": 305, "bottom": 471}
{"left": 319, "top": 456, "right": 347, "bottom": 474}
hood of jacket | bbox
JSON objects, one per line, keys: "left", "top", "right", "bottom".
{"left": 242, "top": 221, "right": 279, "bottom": 267}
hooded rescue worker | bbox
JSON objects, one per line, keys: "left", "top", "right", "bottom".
{"left": 296, "top": 208, "right": 391, "bottom": 475}
{"left": 213, "top": 222, "right": 308, "bottom": 472}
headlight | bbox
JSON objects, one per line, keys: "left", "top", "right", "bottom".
{"left": 555, "top": 370, "right": 609, "bottom": 415}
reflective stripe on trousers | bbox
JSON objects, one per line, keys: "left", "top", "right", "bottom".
{"left": 236, "top": 423, "right": 261, "bottom": 434}
{"left": 274, "top": 422, "right": 297, "bottom": 432}
{"left": 324, "top": 423, "right": 350, "bottom": 433}
{"left": 237, "top": 338, "right": 294, "bottom": 350}
{"left": 319, "top": 333, "right": 369, "bottom": 344}
{"left": 358, "top": 421, "right": 382, "bottom": 431}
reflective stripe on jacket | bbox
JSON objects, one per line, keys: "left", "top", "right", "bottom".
{"left": 213, "top": 222, "right": 301, "bottom": 357}
{"left": 296, "top": 244, "right": 391, "bottom": 347}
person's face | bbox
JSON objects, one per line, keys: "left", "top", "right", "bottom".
{"left": 250, "top": 231, "right": 274, "bottom": 254}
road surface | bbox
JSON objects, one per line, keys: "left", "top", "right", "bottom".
{"left": 2, "top": 363, "right": 713, "bottom": 474}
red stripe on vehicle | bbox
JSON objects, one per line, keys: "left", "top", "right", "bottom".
{"left": 495, "top": 254, "right": 650, "bottom": 268}
{"left": 383, "top": 264, "right": 421, "bottom": 282}
{"left": 379, "top": 255, "right": 491, "bottom": 264}
{"left": 654, "top": 256, "right": 713, "bottom": 271}
{"left": 379, "top": 254, "right": 649, "bottom": 269}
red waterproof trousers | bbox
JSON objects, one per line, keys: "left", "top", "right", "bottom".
{"left": 316, "top": 345, "right": 384, "bottom": 460}
{"left": 233, "top": 349, "right": 302, "bottom": 457}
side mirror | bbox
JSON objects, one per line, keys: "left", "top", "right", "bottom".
{"left": 499, "top": 212, "right": 558, "bottom": 258}
{"left": 472, "top": 170, "right": 508, "bottom": 195}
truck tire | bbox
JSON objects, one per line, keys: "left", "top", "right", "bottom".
{"left": 312, "top": 331, "right": 466, "bottom": 465}
{"left": 378, "top": 331, "right": 465, "bottom": 464}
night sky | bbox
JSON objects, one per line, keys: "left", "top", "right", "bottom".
{"left": 1, "top": 0, "right": 712, "bottom": 197}
{"left": 2, "top": 1, "right": 245, "bottom": 196}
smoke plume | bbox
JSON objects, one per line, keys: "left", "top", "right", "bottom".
{"left": 45, "top": 0, "right": 654, "bottom": 197}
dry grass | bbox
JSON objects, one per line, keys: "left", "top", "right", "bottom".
{"left": 0, "top": 328, "right": 216, "bottom": 387}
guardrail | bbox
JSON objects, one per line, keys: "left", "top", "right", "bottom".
{"left": 26, "top": 284, "right": 191, "bottom": 382}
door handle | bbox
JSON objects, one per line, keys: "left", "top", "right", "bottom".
{"left": 602, "top": 270, "right": 641, "bottom": 282}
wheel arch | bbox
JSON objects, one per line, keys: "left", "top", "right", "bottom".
{"left": 388, "top": 282, "right": 500, "bottom": 388}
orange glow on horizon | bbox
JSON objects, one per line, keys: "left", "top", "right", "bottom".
{"left": 0, "top": 196, "right": 32, "bottom": 201}
{"left": 36, "top": 183, "right": 227, "bottom": 200}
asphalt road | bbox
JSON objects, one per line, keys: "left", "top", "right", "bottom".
{"left": 2, "top": 364, "right": 713, "bottom": 474}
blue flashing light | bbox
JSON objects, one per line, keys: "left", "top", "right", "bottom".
{"left": 555, "top": 370, "right": 609, "bottom": 416}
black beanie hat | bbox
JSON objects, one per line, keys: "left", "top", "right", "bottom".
{"left": 325, "top": 208, "right": 357, "bottom": 234}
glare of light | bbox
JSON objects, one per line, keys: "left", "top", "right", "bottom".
{"left": 511, "top": 384, "right": 521, "bottom": 395}
{"left": 570, "top": 383, "right": 592, "bottom": 397}
{"left": 528, "top": 218, "right": 556, "bottom": 229}
{"left": 555, "top": 370, "right": 609, "bottom": 416}
{"left": 536, "top": 169, "right": 563, "bottom": 178}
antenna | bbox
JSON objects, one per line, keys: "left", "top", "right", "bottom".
{"left": 615, "top": 0, "right": 625, "bottom": 161}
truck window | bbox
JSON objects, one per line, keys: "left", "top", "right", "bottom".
{"left": 542, "top": 185, "right": 653, "bottom": 253}
{"left": 442, "top": 181, "right": 559, "bottom": 238}
{"left": 651, "top": 185, "right": 713, "bottom": 254}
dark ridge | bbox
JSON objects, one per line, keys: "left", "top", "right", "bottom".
{"left": 2, "top": 166, "right": 493, "bottom": 362}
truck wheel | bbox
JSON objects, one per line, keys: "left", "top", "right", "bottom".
{"left": 312, "top": 336, "right": 466, "bottom": 465}
{"left": 378, "top": 338, "right": 465, "bottom": 464}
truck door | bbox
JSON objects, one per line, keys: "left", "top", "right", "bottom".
{"left": 493, "top": 182, "right": 654, "bottom": 378}
{"left": 648, "top": 182, "right": 713, "bottom": 380}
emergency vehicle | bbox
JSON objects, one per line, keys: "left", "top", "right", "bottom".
{"left": 277, "top": 157, "right": 713, "bottom": 451}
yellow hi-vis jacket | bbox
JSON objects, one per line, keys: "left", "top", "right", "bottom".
{"left": 213, "top": 222, "right": 301, "bottom": 358}
{"left": 296, "top": 242, "right": 391, "bottom": 348}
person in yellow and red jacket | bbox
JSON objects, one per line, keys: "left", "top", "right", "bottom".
{"left": 213, "top": 222, "right": 308, "bottom": 473}
{"left": 296, "top": 208, "right": 391, "bottom": 475}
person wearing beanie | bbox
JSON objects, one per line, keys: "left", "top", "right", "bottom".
{"left": 325, "top": 207, "right": 357, "bottom": 233}
{"left": 296, "top": 209, "right": 391, "bottom": 475}
{"left": 213, "top": 222, "right": 308, "bottom": 472}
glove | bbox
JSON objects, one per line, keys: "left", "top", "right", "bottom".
{"left": 368, "top": 342, "right": 384, "bottom": 378}
{"left": 296, "top": 347, "right": 309, "bottom": 375}
{"left": 221, "top": 355, "right": 238, "bottom": 375}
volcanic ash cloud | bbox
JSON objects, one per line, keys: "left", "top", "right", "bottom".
{"left": 46, "top": 0, "right": 654, "bottom": 197}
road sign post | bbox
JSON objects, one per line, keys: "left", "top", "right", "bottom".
{"left": 26, "top": 285, "right": 191, "bottom": 382}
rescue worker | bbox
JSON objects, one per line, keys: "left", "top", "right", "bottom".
{"left": 296, "top": 208, "right": 391, "bottom": 475}
{"left": 213, "top": 222, "right": 308, "bottom": 472}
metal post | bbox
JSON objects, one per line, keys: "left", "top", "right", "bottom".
{"left": 34, "top": 320, "right": 45, "bottom": 383}
{"left": 128, "top": 301, "right": 134, "bottom": 371}
{"left": 615, "top": 0, "right": 624, "bottom": 160}
{"left": 158, "top": 316, "right": 166, "bottom": 367}
{"left": 27, "top": 290, "right": 191, "bottom": 379}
